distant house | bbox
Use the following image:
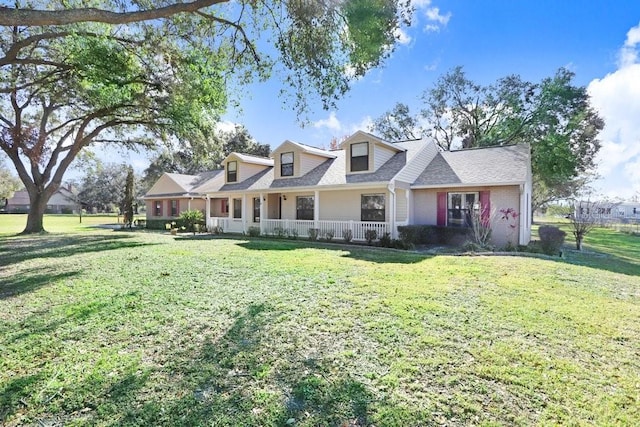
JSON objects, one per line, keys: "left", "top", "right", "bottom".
{"left": 575, "top": 200, "right": 640, "bottom": 222}
{"left": 144, "top": 131, "right": 533, "bottom": 247}
{"left": 3, "top": 185, "right": 78, "bottom": 214}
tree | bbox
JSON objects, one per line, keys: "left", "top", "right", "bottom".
{"left": 371, "top": 67, "right": 604, "bottom": 211}
{"left": 569, "top": 199, "right": 604, "bottom": 251}
{"left": 0, "top": 160, "right": 22, "bottom": 202}
{"left": 1, "top": 0, "right": 412, "bottom": 234}
{"left": 140, "top": 124, "right": 270, "bottom": 193}
{"left": 122, "top": 166, "right": 135, "bottom": 228}
{"left": 78, "top": 162, "right": 132, "bottom": 213}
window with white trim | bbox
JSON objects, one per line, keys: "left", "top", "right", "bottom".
{"left": 227, "top": 161, "right": 237, "bottom": 182}
{"left": 281, "top": 152, "right": 294, "bottom": 177}
{"left": 361, "top": 194, "right": 385, "bottom": 222}
{"left": 296, "top": 196, "right": 314, "bottom": 220}
{"left": 448, "top": 192, "right": 478, "bottom": 227}
{"left": 233, "top": 198, "right": 242, "bottom": 219}
{"left": 350, "top": 142, "right": 369, "bottom": 172}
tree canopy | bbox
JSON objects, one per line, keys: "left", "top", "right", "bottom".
{"left": 140, "top": 124, "right": 270, "bottom": 193}
{"left": 0, "top": 160, "right": 22, "bottom": 201}
{"left": 371, "top": 67, "right": 604, "bottom": 211}
{"left": 0, "top": 0, "right": 412, "bottom": 233}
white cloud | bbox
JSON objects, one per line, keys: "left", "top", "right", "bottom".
{"left": 411, "top": 0, "right": 432, "bottom": 7}
{"left": 394, "top": 27, "right": 412, "bottom": 45}
{"left": 425, "top": 7, "right": 451, "bottom": 25}
{"left": 348, "top": 116, "right": 374, "bottom": 135}
{"left": 588, "top": 60, "right": 640, "bottom": 199}
{"left": 619, "top": 22, "right": 640, "bottom": 68}
{"left": 312, "top": 111, "right": 342, "bottom": 132}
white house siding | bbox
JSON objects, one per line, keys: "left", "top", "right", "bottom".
{"left": 373, "top": 144, "right": 395, "bottom": 170}
{"left": 238, "top": 163, "right": 267, "bottom": 182}
{"left": 319, "top": 188, "right": 389, "bottom": 222}
{"left": 395, "top": 189, "right": 407, "bottom": 222}
{"left": 299, "top": 153, "right": 328, "bottom": 176}
{"left": 412, "top": 185, "right": 522, "bottom": 247}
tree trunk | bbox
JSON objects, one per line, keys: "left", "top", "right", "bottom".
{"left": 575, "top": 236, "right": 583, "bottom": 251}
{"left": 22, "top": 189, "right": 48, "bottom": 234}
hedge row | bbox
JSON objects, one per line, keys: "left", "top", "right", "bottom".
{"left": 397, "top": 225, "right": 471, "bottom": 246}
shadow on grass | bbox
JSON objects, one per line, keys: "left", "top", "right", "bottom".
{"left": 235, "top": 238, "right": 432, "bottom": 264}
{"left": 0, "top": 268, "right": 80, "bottom": 299}
{"left": 0, "top": 233, "right": 159, "bottom": 268}
{"left": 2, "top": 302, "right": 421, "bottom": 426}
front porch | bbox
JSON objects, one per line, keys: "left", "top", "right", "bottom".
{"left": 205, "top": 188, "right": 408, "bottom": 242}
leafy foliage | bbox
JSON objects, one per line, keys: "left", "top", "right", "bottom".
{"left": 78, "top": 162, "right": 139, "bottom": 213}
{"left": 371, "top": 67, "right": 604, "bottom": 210}
{"left": 0, "top": 0, "right": 412, "bottom": 233}
{"left": 0, "top": 161, "right": 22, "bottom": 200}
{"left": 178, "top": 209, "right": 205, "bottom": 234}
{"left": 538, "top": 225, "right": 567, "bottom": 255}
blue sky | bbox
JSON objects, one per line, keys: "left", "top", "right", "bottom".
{"left": 118, "top": 1, "right": 640, "bottom": 200}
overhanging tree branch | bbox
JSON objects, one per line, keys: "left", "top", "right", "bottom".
{"left": 0, "top": 1, "right": 230, "bottom": 27}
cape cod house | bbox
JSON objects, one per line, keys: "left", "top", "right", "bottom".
{"left": 143, "top": 131, "right": 532, "bottom": 247}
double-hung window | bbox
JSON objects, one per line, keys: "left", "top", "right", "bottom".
{"left": 227, "top": 161, "right": 237, "bottom": 182}
{"left": 281, "top": 152, "right": 294, "bottom": 177}
{"left": 170, "top": 200, "right": 178, "bottom": 216}
{"left": 233, "top": 198, "right": 242, "bottom": 219}
{"left": 448, "top": 192, "right": 478, "bottom": 227}
{"left": 296, "top": 196, "right": 314, "bottom": 220}
{"left": 350, "top": 142, "right": 369, "bottom": 172}
{"left": 154, "top": 201, "right": 162, "bottom": 216}
{"left": 361, "top": 194, "right": 385, "bottom": 222}
{"left": 253, "top": 197, "right": 261, "bottom": 222}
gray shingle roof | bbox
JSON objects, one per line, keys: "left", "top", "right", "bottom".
{"left": 412, "top": 144, "right": 529, "bottom": 187}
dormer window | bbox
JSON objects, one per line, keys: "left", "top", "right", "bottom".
{"left": 281, "top": 152, "right": 294, "bottom": 177}
{"left": 227, "top": 161, "right": 237, "bottom": 182}
{"left": 350, "top": 142, "right": 369, "bottom": 172}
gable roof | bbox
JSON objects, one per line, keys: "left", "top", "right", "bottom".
{"left": 412, "top": 144, "right": 530, "bottom": 188}
{"left": 145, "top": 170, "right": 223, "bottom": 198}
{"left": 225, "top": 152, "right": 274, "bottom": 166}
{"left": 339, "top": 130, "right": 406, "bottom": 153}
{"left": 273, "top": 140, "right": 337, "bottom": 158}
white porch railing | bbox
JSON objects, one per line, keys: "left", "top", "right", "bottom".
{"left": 261, "top": 219, "right": 390, "bottom": 241}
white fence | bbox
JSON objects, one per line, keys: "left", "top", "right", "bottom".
{"left": 261, "top": 219, "right": 391, "bottom": 241}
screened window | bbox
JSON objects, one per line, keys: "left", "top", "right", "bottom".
{"left": 281, "top": 152, "right": 294, "bottom": 177}
{"left": 221, "top": 199, "right": 229, "bottom": 214}
{"left": 448, "top": 192, "right": 478, "bottom": 227}
{"left": 233, "top": 198, "right": 242, "bottom": 219}
{"left": 350, "top": 142, "right": 369, "bottom": 172}
{"left": 253, "top": 197, "right": 261, "bottom": 222}
{"left": 296, "top": 196, "right": 314, "bottom": 220}
{"left": 170, "top": 200, "right": 178, "bottom": 216}
{"left": 154, "top": 201, "right": 162, "bottom": 216}
{"left": 361, "top": 194, "right": 385, "bottom": 222}
{"left": 227, "top": 161, "right": 237, "bottom": 182}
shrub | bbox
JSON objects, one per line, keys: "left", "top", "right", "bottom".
{"left": 289, "top": 229, "right": 299, "bottom": 240}
{"left": 210, "top": 225, "right": 224, "bottom": 235}
{"left": 308, "top": 228, "right": 319, "bottom": 241}
{"left": 379, "top": 232, "right": 392, "bottom": 247}
{"left": 364, "top": 229, "right": 378, "bottom": 245}
{"left": 247, "top": 226, "right": 261, "bottom": 237}
{"left": 342, "top": 229, "right": 353, "bottom": 243}
{"left": 538, "top": 225, "right": 566, "bottom": 255}
{"left": 273, "top": 227, "right": 287, "bottom": 238}
{"left": 324, "top": 230, "right": 335, "bottom": 242}
{"left": 179, "top": 209, "right": 205, "bottom": 235}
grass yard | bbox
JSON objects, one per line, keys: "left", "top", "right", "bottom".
{"left": 0, "top": 216, "right": 639, "bottom": 426}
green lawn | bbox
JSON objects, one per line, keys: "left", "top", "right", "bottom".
{"left": 0, "top": 216, "right": 639, "bottom": 426}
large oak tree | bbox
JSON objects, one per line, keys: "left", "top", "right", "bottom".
{"left": 0, "top": 0, "right": 412, "bottom": 233}
{"left": 371, "top": 67, "right": 604, "bottom": 211}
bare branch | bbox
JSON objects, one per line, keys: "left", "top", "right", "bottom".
{"left": 0, "top": 1, "right": 230, "bottom": 27}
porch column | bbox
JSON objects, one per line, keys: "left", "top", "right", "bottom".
{"left": 242, "top": 194, "right": 248, "bottom": 233}
{"left": 188, "top": 198, "right": 192, "bottom": 210}
{"left": 406, "top": 190, "right": 412, "bottom": 224}
{"left": 389, "top": 189, "right": 396, "bottom": 238}
{"left": 259, "top": 193, "right": 265, "bottom": 235}
{"left": 314, "top": 190, "right": 320, "bottom": 228}
{"left": 205, "top": 196, "right": 210, "bottom": 229}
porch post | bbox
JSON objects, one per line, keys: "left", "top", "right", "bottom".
{"left": 259, "top": 193, "right": 265, "bottom": 235}
{"left": 406, "top": 189, "right": 412, "bottom": 224}
{"left": 242, "top": 194, "right": 248, "bottom": 233}
{"left": 205, "top": 196, "right": 210, "bottom": 230}
{"left": 314, "top": 190, "right": 320, "bottom": 229}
